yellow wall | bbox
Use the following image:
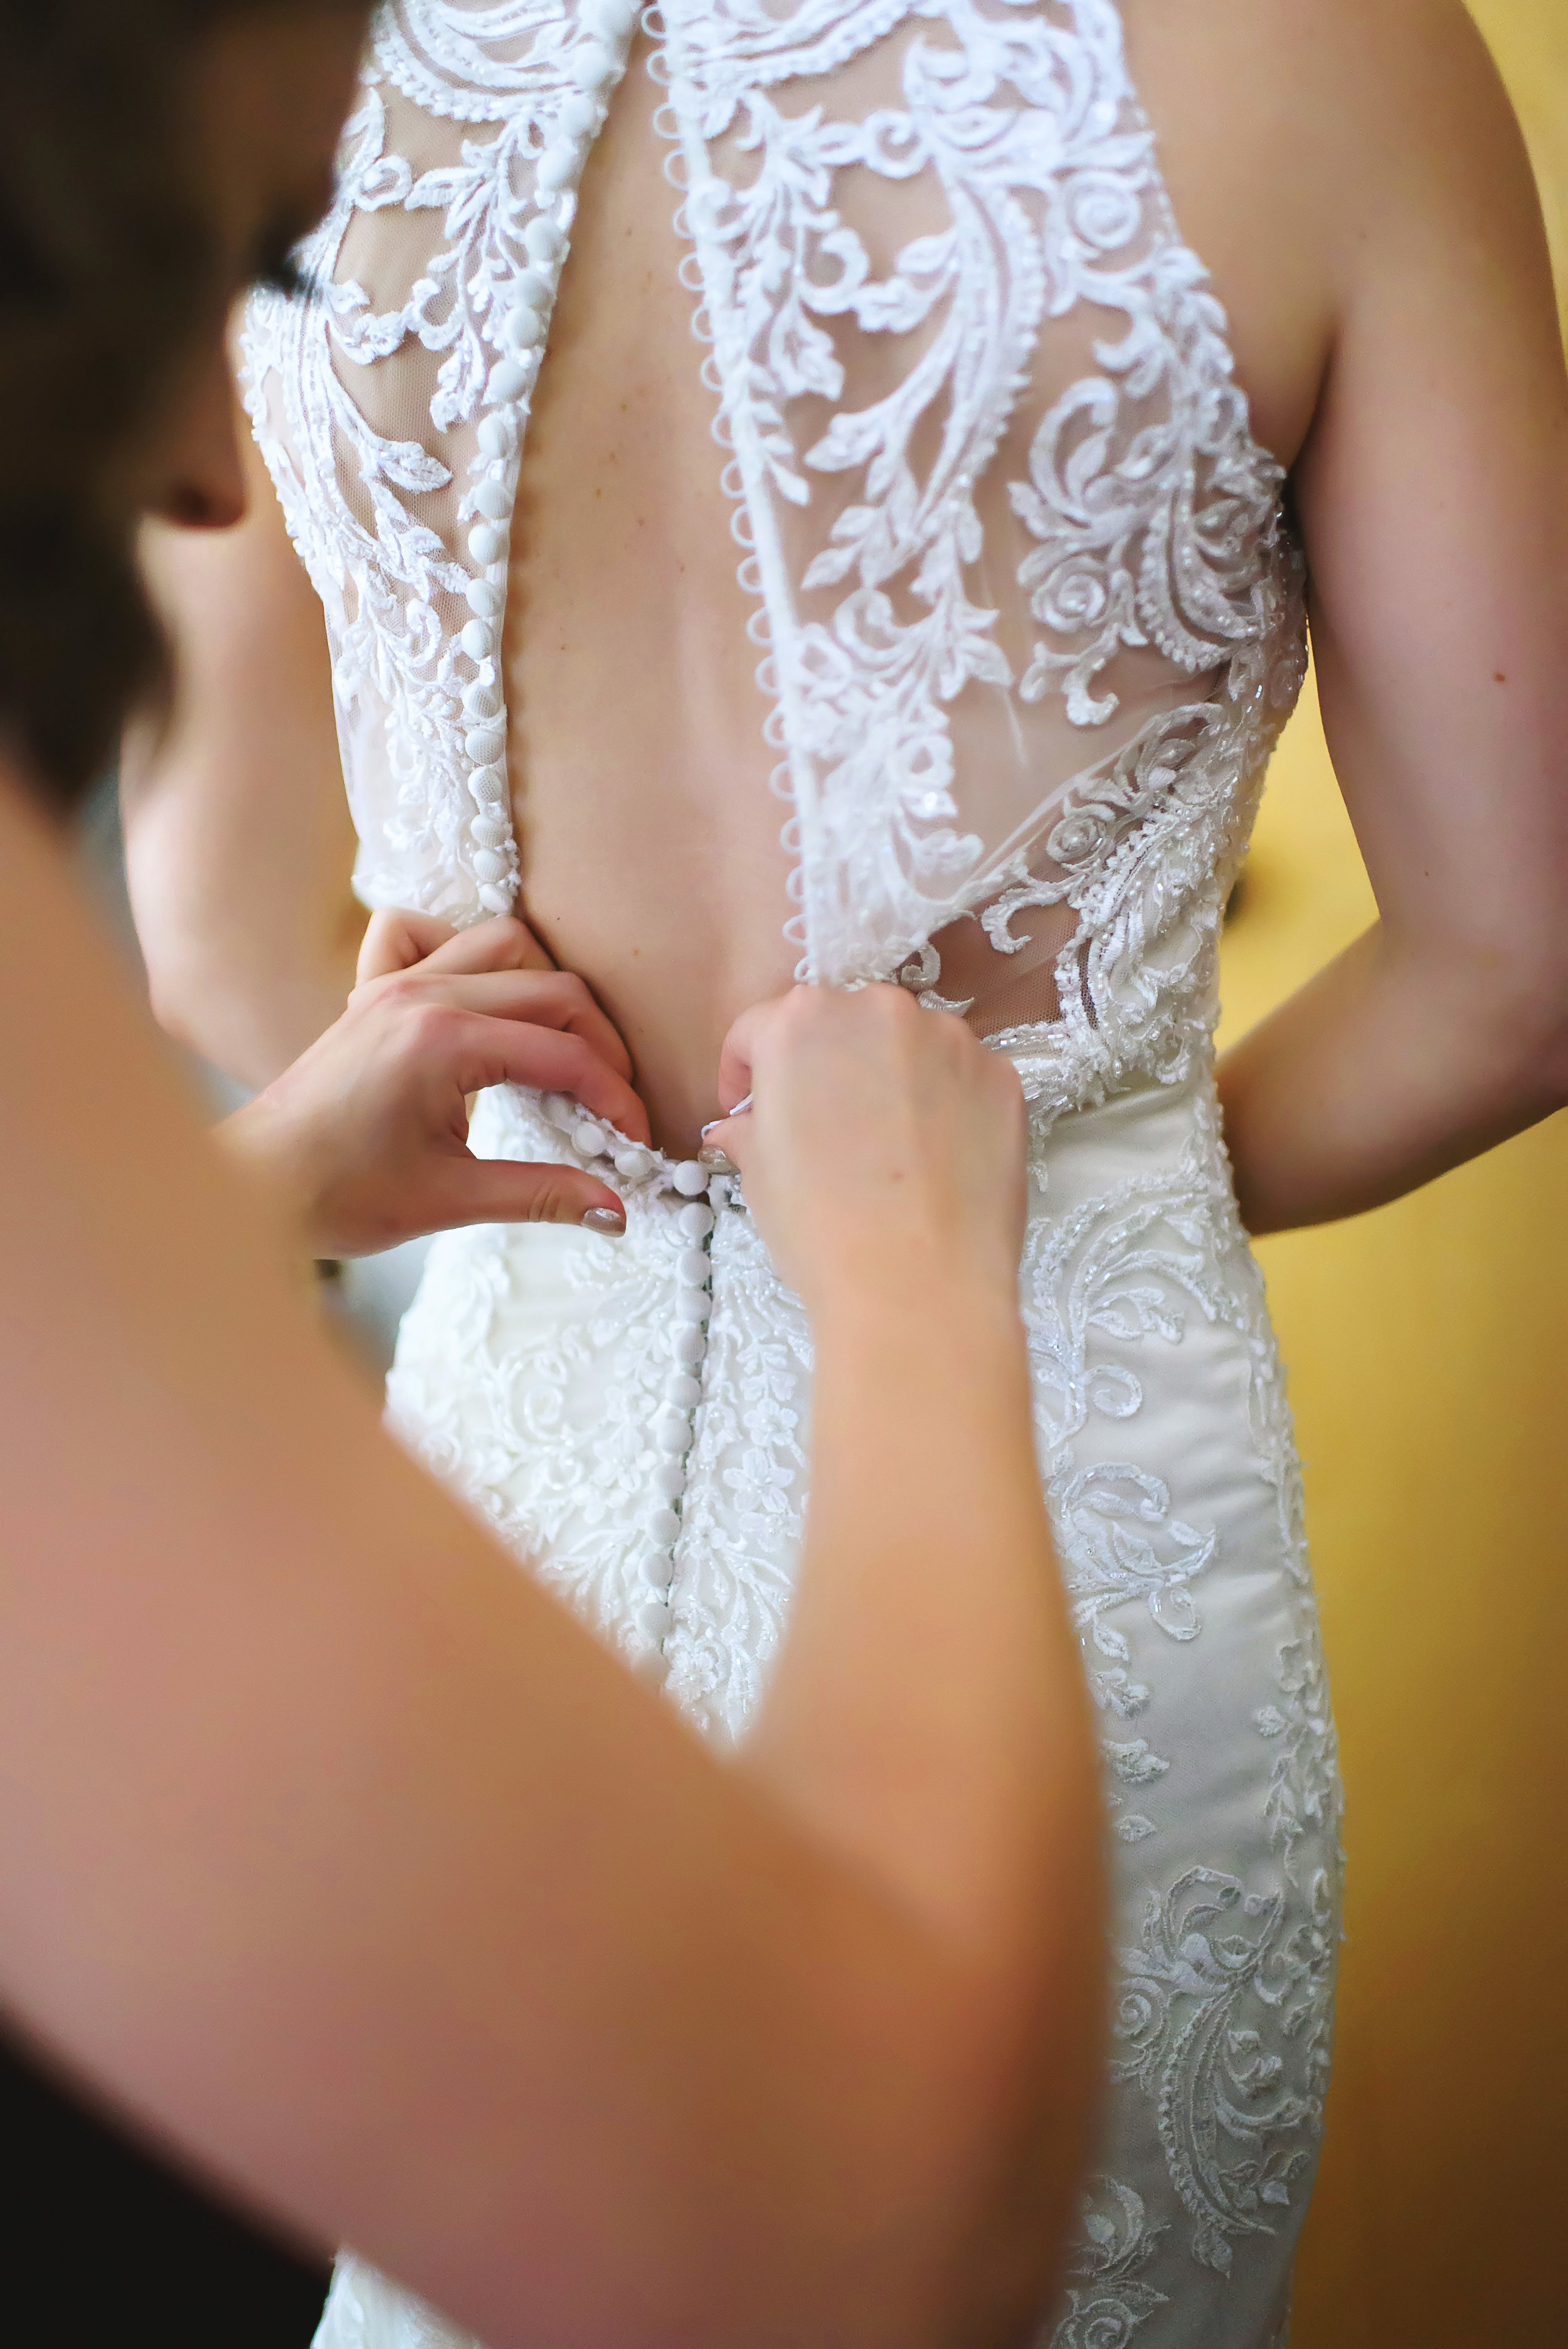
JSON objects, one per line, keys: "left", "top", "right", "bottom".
{"left": 1214, "top": 9, "right": 1567, "bottom": 2337}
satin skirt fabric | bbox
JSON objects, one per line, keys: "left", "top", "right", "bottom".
{"left": 316, "top": 1060, "right": 1340, "bottom": 2349}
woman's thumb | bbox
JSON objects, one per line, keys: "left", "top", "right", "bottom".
{"left": 450, "top": 1160, "right": 626, "bottom": 1236}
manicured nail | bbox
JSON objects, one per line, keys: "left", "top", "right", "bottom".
{"left": 698, "top": 1145, "right": 737, "bottom": 1174}
{"left": 581, "top": 1206, "right": 625, "bottom": 1236}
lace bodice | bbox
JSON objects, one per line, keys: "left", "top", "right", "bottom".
{"left": 243, "top": 0, "right": 1306, "bottom": 1123}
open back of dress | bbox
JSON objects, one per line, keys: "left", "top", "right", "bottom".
{"left": 244, "top": 0, "right": 1305, "bottom": 1121}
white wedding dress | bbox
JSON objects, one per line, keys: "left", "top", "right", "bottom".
{"left": 244, "top": 4, "right": 1342, "bottom": 2342}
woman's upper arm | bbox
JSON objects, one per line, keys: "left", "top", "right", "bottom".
{"left": 0, "top": 782, "right": 1008, "bottom": 2349}
{"left": 1291, "top": 0, "right": 1568, "bottom": 1015}
{"left": 121, "top": 420, "right": 363, "bottom": 1084}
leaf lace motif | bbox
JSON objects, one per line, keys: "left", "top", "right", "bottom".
{"left": 1112, "top": 1864, "right": 1335, "bottom": 2277}
{"left": 1021, "top": 1083, "right": 1340, "bottom": 2306}
{"left": 1054, "top": 2176, "right": 1170, "bottom": 2348}
{"left": 662, "top": 0, "right": 1306, "bottom": 1106}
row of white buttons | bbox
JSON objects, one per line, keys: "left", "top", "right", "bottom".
{"left": 541, "top": 1090, "right": 713, "bottom": 1677}
{"left": 637, "top": 1177, "right": 714, "bottom": 1665}
{"left": 458, "top": 0, "right": 643, "bottom": 911}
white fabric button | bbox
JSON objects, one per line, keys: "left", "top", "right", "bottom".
{"left": 465, "top": 724, "right": 506, "bottom": 765}
{"left": 467, "top": 763, "right": 507, "bottom": 803}
{"left": 673, "top": 1327, "right": 706, "bottom": 1369}
{"left": 476, "top": 415, "right": 510, "bottom": 460}
{"left": 534, "top": 142, "right": 580, "bottom": 193}
{"left": 522, "top": 215, "right": 566, "bottom": 265}
{"left": 585, "top": 0, "right": 639, "bottom": 39}
{"left": 675, "top": 1248, "right": 710, "bottom": 1287}
{"left": 472, "top": 814, "right": 511, "bottom": 851}
{"left": 677, "top": 1201, "right": 714, "bottom": 1240}
{"left": 477, "top": 883, "right": 512, "bottom": 915}
{"left": 460, "top": 620, "right": 494, "bottom": 660}
{"left": 573, "top": 1120, "right": 608, "bottom": 1157}
{"left": 501, "top": 303, "right": 545, "bottom": 351}
{"left": 665, "top": 1373, "right": 702, "bottom": 1411}
{"left": 474, "top": 479, "right": 512, "bottom": 521}
{"left": 461, "top": 681, "right": 502, "bottom": 718}
{"left": 649, "top": 1506, "right": 681, "bottom": 1547}
{"left": 487, "top": 359, "right": 531, "bottom": 403}
{"left": 613, "top": 1145, "right": 654, "bottom": 1179}
{"left": 467, "top": 522, "right": 507, "bottom": 566}
{"left": 472, "top": 849, "right": 509, "bottom": 884}
{"left": 543, "top": 1093, "right": 577, "bottom": 1130}
{"left": 674, "top": 1287, "right": 708, "bottom": 1324}
{"left": 672, "top": 1160, "right": 708, "bottom": 1197}
{"left": 569, "top": 41, "right": 617, "bottom": 92}
{"left": 654, "top": 1407, "right": 691, "bottom": 1451}
{"left": 654, "top": 1460, "right": 687, "bottom": 1501}
{"left": 558, "top": 92, "right": 598, "bottom": 139}
{"left": 636, "top": 1598, "right": 674, "bottom": 1641}
{"left": 466, "top": 578, "right": 504, "bottom": 618}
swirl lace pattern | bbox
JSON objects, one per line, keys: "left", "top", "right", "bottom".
{"left": 659, "top": 0, "right": 1305, "bottom": 1049}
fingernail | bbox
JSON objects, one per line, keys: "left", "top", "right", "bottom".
{"left": 581, "top": 1206, "right": 625, "bottom": 1236}
{"left": 698, "top": 1145, "right": 738, "bottom": 1174}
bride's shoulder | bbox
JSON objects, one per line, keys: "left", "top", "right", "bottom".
{"left": 1114, "top": 0, "right": 1545, "bottom": 470}
{"left": 1123, "top": 0, "right": 1532, "bottom": 225}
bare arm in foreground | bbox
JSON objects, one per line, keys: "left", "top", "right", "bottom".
{"left": 0, "top": 777, "right": 1101, "bottom": 2349}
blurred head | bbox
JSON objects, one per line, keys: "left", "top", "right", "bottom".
{"left": 0, "top": 1, "right": 367, "bottom": 804}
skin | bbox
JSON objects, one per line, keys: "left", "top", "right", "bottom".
{"left": 226, "top": 911, "right": 652, "bottom": 1254}
{"left": 124, "top": 0, "right": 1568, "bottom": 1216}
{"left": 1, "top": 8, "right": 1103, "bottom": 2340}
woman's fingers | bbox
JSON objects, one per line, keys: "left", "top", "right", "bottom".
{"left": 709, "top": 983, "right": 1028, "bottom": 1315}
{"left": 403, "top": 913, "right": 558, "bottom": 982}
{"left": 356, "top": 908, "right": 458, "bottom": 985}
{"left": 413, "top": 968, "right": 638, "bottom": 1088}
{"left": 713, "top": 996, "right": 772, "bottom": 1116}
{"left": 362, "top": 953, "right": 641, "bottom": 1098}
{"left": 442, "top": 1012, "right": 649, "bottom": 1142}
{"left": 356, "top": 909, "right": 558, "bottom": 989}
{"left": 426, "top": 1157, "right": 626, "bottom": 1238}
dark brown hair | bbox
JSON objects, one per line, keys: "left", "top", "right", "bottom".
{"left": 0, "top": 2, "right": 352, "bottom": 809}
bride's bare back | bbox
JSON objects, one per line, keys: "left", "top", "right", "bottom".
{"left": 505, "top": 46, "right": 791, "bottom": 1142}
{"left": 128, "top": 0, "right": 1568, "bottom": 1201}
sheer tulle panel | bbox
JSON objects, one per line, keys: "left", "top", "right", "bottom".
{"left": 678, "top": 0, "right": 1290, "bottom": 1021}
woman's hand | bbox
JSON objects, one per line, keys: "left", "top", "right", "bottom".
{"left": 354, "top": 905, "right": 558, "bottom": 987}
{"left": 220, "top": 913, "right": 650, "bottom": 1256}
{"left": 705, "top": 984, "right": 1028, "bottom": 1319}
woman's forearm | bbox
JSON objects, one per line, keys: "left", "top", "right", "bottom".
{"left": 749, "top": 1277, "right": 1104, "bottom": 2338}
{"left": 1217, "top": 921, "right": 1568, "bottom": 1236}
{"left": 122, "top": 446, "right": 363, "bottom": 1089}
{"left": 121, "top": 735, "right": 363, "bottom": 1086}
{"left": 758, "top": 1278, "right": 1097, "bottom": 1971}
{"left": 1, "top": 790, "right": 1099, "bottom": 2349}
